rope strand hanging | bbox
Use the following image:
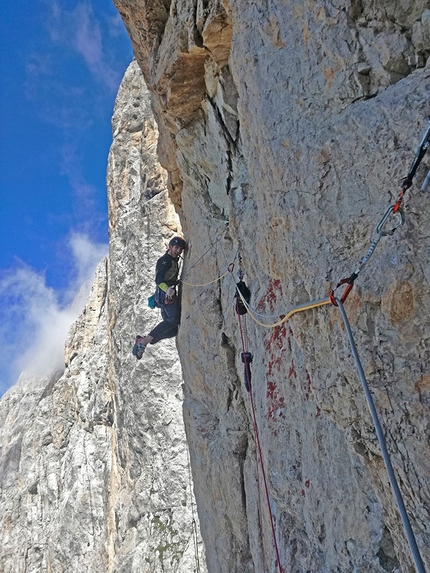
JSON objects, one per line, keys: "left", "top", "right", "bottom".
{"left": 236, "top": 301, "right": 284, "bottom": 573}
{"left": 336, "top": 298, "right": 426, "bottom": 573}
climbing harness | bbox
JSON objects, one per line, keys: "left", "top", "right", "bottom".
{"left": 336, "top": 298, "right": 426, "bottom": 573}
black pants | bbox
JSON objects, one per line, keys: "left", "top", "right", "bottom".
{"left": 148, "top": 298, "right": 181, "bottom": 344}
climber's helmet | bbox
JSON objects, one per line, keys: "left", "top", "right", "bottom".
{"left": 169, "top": 237, "right": 186, "bottom": 250}
{"left": 168, "top": 237, "right": 186, "bottom": 258}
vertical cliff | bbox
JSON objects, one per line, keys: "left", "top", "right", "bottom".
{"left": 1, "top": 1, "right": 429, "bottom": 571}
{"left": 0, "top": 61, "right": 205, "bottom": 573}
{"left": 113, "top": 1, "right": 430, "bottom": 572}
{"left": 105, "top": 60, "right": 206, "bottom": 573}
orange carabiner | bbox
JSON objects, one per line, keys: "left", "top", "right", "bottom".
{"left": 329, "top": 278, "right": 354, "bottom": 307}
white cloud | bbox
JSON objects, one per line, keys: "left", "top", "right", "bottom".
{"left": 69, "top": 233, "right": 109, "bottom": 293}
{"left": 59, "top": 142, "right": 101, "bottom": 214}
{"left": 25, "top": 1, "right": 130, "bottom": 130}
{"left": 26, "top": 53, "right": 53, "bottom": 81}
{"left": 105, "top": 12, "right": 127, "bottom": 38}
{"left": 49, "top": 1, "right": 123, "bottom": 92}
{"left": 0, "top": 234, "right": 108, "bottom": 395}
{"left": 73, "top": 4, "right": 103, "bottom": 66}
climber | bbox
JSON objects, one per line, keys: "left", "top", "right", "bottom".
{"left": 132, "top": 236, "right": 186, "bottom": 359}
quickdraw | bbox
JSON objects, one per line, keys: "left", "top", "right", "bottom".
{"left": 329, "top": 205, "right": 405, "bottom": 306}
{"left": 330, "top": 119, "right": 430, "bottom": 306}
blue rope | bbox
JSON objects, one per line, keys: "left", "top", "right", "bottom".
{"left": 336, "top": 298, "right": 427, "bottom": 573}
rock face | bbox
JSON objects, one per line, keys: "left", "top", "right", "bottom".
{"left": 105, "top": 61, "right": 206, "bottom": 573}
{"left": 114, "top": 2, "right": 430, "bottom": 572}
{"left": 0, "top": 61, "right": 205, "bottom": 573}
{"left": 1, "top": 2, "right": 430, "bottom": 572}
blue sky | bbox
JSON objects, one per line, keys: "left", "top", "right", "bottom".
{"left": 0, "top": 0, "right": 133, "bottom": 393}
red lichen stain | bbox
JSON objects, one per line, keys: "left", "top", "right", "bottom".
{"left": 315, "top": 406, "right": 321, "bottom": 418}
{"left": 264, "top": 324, "right": 287, "bottom": 352}
{"left": 304, "top": 369, "right": 312, "bottom": 400}
{"left": 302, "top": 479, "right": 311, "bottom": 496}
{"left": 261, "top": 282, "right": 290, "bottom": 425}
{"left": 267, "top": 355, "right": 283, "bottom": 376}
{"left": 287, "top": 327, "right": 294, "bottom": 351}
{"left": 257, "top": 279, "right": 283, "bottom": 312}
{"left": 288, "top": 362, "right": 297, "bottom": 379}
{"left": 267, "top": 380, "right": 277, "bottom": 400}
{"left": 266, "top": 380, "right": 285, "bottom": 421}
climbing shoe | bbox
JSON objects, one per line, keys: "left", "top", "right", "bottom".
{"left": 132, "top": 335, "right": 146, "bottom": 360}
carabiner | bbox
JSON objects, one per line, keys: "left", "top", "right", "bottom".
{"left": 329, "top": 277, "right": 355, "bottom": 307}
{"left": 376, "top": 205, "right": 405, "bottom": 236}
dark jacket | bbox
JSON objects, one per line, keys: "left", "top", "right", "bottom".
{"left": 155, "top": 252, "right": 180, "bottom": 292}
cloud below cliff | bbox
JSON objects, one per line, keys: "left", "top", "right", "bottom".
{"left": 0, "top": 234, "right": 108, "bottom": 395}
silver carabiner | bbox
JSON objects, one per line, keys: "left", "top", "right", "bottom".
{"left": 376, "top": 205, "right": 405, "bottom": 236}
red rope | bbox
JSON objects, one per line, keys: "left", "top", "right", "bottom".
{"left": 236, "top": 304, "right": 284, "bottom": 573}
